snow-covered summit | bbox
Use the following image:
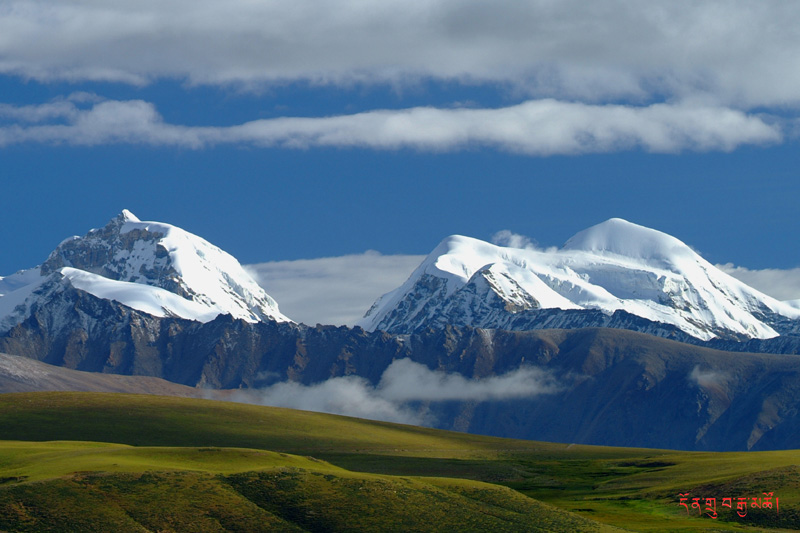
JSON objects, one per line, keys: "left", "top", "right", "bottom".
{"left": 563, "top": 218, "right": 696, "bottom": 264}
{"left": 0, "top": 211, "right": 291, "bottom": 332}
{"left": 359, "top": 219, "right": 800, "bottom": 341}
{"left": 119, "top": 208, "right": 140, "bottom": 222}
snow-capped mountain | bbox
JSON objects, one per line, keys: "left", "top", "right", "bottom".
{"left": 0, "top": 210, "right": 290, "bottom": 333}
{"left": 358, "top": 218, "right": 800, "bottom": 341}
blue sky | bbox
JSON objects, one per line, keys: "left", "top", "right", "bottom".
{"left": 2, "top": 1, "right": 800, "bottom": 323}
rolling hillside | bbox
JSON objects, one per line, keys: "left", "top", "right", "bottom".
{"left": 1, "top": 392, "right": 798, "bottom": 531}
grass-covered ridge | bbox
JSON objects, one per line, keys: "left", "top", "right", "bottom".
{"left": 0, "top": 441, "right": 614, "bottom": 532}
{"left": 1, "top": 392, "right": 799, "bottom": 531}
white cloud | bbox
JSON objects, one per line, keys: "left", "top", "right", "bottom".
{"left": 0, "top": 97, "right": 782, "bottom": 154}
{"left": 229, "top": 358, "right": 560, "bottom": 425}
{"left": 377, "top": 358, "right": 560, "bottom": 402}
{"left": 230, "top": 374, "right": 425, "bottom": 425}
{"left": 0, "top": 100, "right": 76, "bottom": 123}
{"left": 491, "top": 230, "right": 536, "bottom": 250}
{"left": 245, "top": 252, "right": 425, "bottom": 326}
{"left": 0, "top": 93, "right": 103, "bottom": 123}
{"left": 689, "top": 365, "right": 729, "bottom": 390}
{"left": 718, "top": 264, "right": 800, "bottom": 302}
{"left": 2, "top": 1, "right": 800, "bottom": 109}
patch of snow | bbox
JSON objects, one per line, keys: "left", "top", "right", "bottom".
{"left": 62, "top": 267, "right": 222, "bottom": 321}
{"left": 120, "top": 209, "right": 140, "bottom": 222}
{"left": 0, "top": 267, "right": 42, "bottom": 297}
{"left": 0, "top": 274, "right": 48, "bottom": 332}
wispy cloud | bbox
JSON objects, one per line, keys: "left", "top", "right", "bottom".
{"left": 245, "top": 252, "right": 424, "bottom": 326}
{"left": 230, "top": 358, "right": 560, "bottom": 425}
{"left": 0, "top": 92, "right": 101, "bottom": 123}
{"left": 377, "top": 358, "right": 560, "bottom": 402}
{"left": 231, "top": 374, "right": 424, "bottom": 425}
{"left": 688, "top": 366, "right": 731, "bottom": 396}
{"left": 491, "top": 230, "right": 537, "bottom": 250}
{"left": 3, "top": 1, "right": 800, "bottom": 109}
{"left": 0, "top": 97, "right": 781, "bottom": 154}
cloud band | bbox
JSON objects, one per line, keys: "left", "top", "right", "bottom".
{"left": 3, "top": 1, "right": 800, "bottom": 109}
{"left": 0, "top": 97, "right": 781, "bottom": 155}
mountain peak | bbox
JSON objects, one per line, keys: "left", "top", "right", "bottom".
{"left": 119, "top": 209, "right": 140, "bottom": 223}
{"left": 8, "top": 211, "right": 291, "bottom": 327}
{"left": 360, "top": 219, "right": 799, "bottom": 340}
{"left": 562, "top": 218, "right": 694, "bottom": 263}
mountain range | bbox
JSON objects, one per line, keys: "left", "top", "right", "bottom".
{"left": 2, "top": 211, "right": 800, "bottom": 452}
{"left": 359, "top": 218, "right": 800, "bottom": 341}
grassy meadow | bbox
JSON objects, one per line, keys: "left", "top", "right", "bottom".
{"left": 0, "top": 392, "right": 798, "bottom": 531}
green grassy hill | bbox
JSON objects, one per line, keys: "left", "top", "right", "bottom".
{"left": 0, "top": 442, "right": 612, "bottom": 532}
{"left": 0, "top": 392, "right": 798, "bottom": 531}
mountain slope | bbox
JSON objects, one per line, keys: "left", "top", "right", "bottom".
{"left": 0, "top": 351, "right": 208, "bottom": 396}
{"left": 359, "top": 219, "right": 800, "bottom": 340}
{"left": 0, "top": 210, "right": 290, "bottom": 334}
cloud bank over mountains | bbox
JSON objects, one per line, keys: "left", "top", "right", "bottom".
{"left": 246, "top": 248, "right": 800, "bottom": 328}
{"left": 717, "top": 264, "right": 800, "bottom": 303}
{"left": 246, "top": 253, "right": 425, "bottom": 327}
{"left": 1, "top": 1, "right": 798, "bottom": 155}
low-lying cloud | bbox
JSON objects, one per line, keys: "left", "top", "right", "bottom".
{"left": 718, "top": 264, "right": 800, "bottom": 302}
{"left": 0, "top": 97, "right": 781, "bottom": 155}
{"left": 245, "top": 252, "right": 425, "bottom": 326}
{"left": 378, "top": 358, "right": 561, "bottom": 402}
{"left": 689, "top": 366, "right": 729, "bottom": 390}
{"left": 229, "top": 358, "right": 560, "bottom": 426}
{"left": 232, "top": 374, "right": 423, "bottom": 425}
